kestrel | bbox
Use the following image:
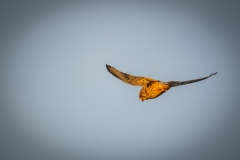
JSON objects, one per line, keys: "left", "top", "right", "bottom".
{"left": 106, "top": 64, "right": 217, "bottom": 102}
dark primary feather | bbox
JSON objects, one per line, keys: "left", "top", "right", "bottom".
{"left": 169, "top": 72, "right": 218, "bottom": 87}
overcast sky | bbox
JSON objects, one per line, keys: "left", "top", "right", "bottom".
{"left": 1, "top": 1, "right": 240, "bottom": 160}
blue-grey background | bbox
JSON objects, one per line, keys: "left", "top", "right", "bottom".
{"left": 1, "top": 1, "right": 240, "bottom": 160}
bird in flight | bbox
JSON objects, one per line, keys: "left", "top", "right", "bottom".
{"left": 106, "top": 64, "right": 217, "bottom": 102}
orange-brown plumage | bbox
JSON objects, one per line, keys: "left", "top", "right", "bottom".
{"left": 106, "top": 64, "right": 217, "bottom": 101}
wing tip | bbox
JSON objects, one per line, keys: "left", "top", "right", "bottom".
{"left": 212, "top": 72, "right": 218, "bottom": 76}
{"left": 106, "top": 64, "right": 111, "bottom": 68}
{"left": 209, "top": 72, "right": 218, "bottom": 77}
{"left": 106, "top": 64, "right": 117, "bottom": 75}
{"left": 106, "top": 64, "right": 112, "bottom": 71}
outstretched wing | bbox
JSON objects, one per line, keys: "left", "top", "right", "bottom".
{"left": 169, "top": 72, "right": 218, "bottom": 87}
{"left": 106, "top": 64, "right": 154, "bottom": 86}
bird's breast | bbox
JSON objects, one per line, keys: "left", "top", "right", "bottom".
{"left": 146, "top": 82, "right": 171, "bottom": 99}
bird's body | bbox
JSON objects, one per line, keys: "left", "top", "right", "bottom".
{"left": 139, "top": 81, "right": 171, "bottom": 101}
{"left": 106, "top": 64, "right": 217, "bottom": 101}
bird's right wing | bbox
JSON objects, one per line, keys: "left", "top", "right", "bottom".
{"left": 106, "top": 64, "right": 153, "bottom": 86}
{"left": 169, "top": 72, "right": 218, "bottom": 87}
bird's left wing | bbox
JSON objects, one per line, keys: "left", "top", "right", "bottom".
{"left": 106, "top": 64, "right": 155, "bottom": 86}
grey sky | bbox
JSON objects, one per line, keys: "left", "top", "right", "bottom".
{"left": 1, "top": 1, "right": 240, "bottom": 160}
